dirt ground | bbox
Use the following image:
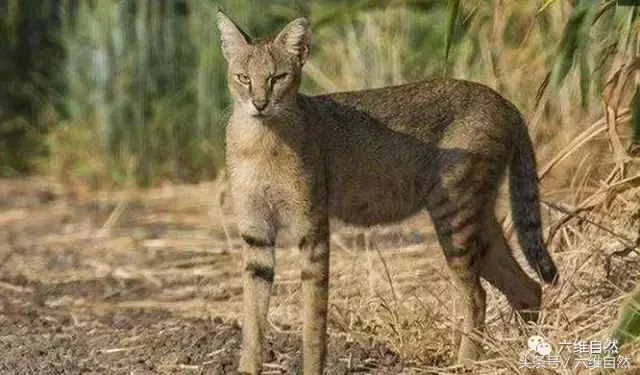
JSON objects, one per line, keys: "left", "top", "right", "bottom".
{"left": 0, "top": 178, "right": 437, "bottom": 374}
{"left": 1, "top": 177, "right": 639, "bottom": 375}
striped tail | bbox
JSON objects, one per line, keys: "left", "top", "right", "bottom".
{"left": 509, "top": 117, "right": 559, "bottom": 284}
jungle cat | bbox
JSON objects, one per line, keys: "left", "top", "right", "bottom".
{"left": 216, "top": 9, "right": 559, "bottom": 375}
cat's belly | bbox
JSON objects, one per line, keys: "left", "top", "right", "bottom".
{"left": 328, "top": 173, "right": 424, "bottom": 226}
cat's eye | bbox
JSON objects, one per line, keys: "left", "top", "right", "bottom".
{"left": 270, "top": 73, "right": 288, "bottom": 86}
{"left": 236, "top": 74, "right": 251, "bottom": 85}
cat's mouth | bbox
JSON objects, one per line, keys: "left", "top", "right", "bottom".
{"left": 251, "top": 108, "right": 274, "bottom": 118}
{"left": 243, "top": 101, "right": 274, "bottom": 118}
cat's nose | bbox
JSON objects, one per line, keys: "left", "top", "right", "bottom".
{"left": 252, "top": 99, "right": 269, "bottom": 111}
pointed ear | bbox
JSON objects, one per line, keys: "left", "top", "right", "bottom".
{"left": 216, "top": 10, "right": 251, "bottom": 61}
{"left": 274, "top": 17, "right": 310, "bottom": 64}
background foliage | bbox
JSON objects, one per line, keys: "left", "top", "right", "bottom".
{"left": 0, "top": 0, "right": 637, "bottom": 188}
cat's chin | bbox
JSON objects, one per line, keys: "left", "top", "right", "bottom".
{"left": 234, "top": 105, "right": 272, "bottom": 119}
{"left": 249, "top": 108, "right": 277, "bottom": 119}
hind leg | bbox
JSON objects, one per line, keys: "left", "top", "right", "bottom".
{"left": 479, "top": 213, "right": 542, "bottom": 324}
{"left": 448, "top": 248, "right": 486, "bottom": 363}
{"left": 431, "top": 210, "right": 487, "bottom": 364}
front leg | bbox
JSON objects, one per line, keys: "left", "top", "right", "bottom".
{"left": 238, "top": 224, "right": 277, "bottom": 375}
{"left": 299, "top": 221, "right": 330, "bottom": 375}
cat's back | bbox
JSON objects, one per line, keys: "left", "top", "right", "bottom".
{"left": 309, "top": 77, "right": 520, "bottom": 139}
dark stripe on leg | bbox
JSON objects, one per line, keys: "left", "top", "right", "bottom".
{"left": 300, "top": 269, "right": 329, "bottom": 283}
{"left": 246, "top": 262, "right": 275, "bottom": 283}
{"left": 301, "top": 270, "right": 314, "bottom": 281}
{"left": 445, "top": 247, "right": 470, "bottom": 257}
{"left": 451, "top": 210, "right": 482, "bottom": 232}
{"left": 433, "top": 203, "right": 463, "bottom": 223}
{"left": 242, "top": 234, "right": 275, "bottom": 248}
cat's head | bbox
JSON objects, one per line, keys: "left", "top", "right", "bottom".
{"left": 217, "top": 10, "right": 310, "bottom": 119}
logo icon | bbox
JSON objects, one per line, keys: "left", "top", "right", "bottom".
{"left": 527, "top": 335, "right": 552, "bottom": 356}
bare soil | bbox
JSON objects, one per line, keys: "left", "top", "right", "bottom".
{"left": 0, "top": 178, "right": 427, "bottom": 374}
{"left": 2, "top": 177, "right": 639, "bottom": 375}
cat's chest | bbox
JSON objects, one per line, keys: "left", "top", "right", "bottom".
{"left": 227, "top": 121, "right": 310, "bottom": 217}
{"left": 227, "top": 122, "right": 301, "bottom": 179}
{"left": 228, "top": 154, "right": 310, "bottom": 227}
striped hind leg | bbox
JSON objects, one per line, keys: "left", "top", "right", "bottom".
{"left": 429, "top": 196, "right": 487, "bottom": 363}
{"left": 479, "top": 212, "right": 542, "bottom": 324}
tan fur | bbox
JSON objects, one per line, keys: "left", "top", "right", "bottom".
{"left": 217, "top": 10, "right": 558, "bottom": 374}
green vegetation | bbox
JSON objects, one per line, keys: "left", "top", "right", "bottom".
{"left": 613, "top": 282, "right": 640, "bottom": 348}
{"left": 0, "top": 0, "right": 637, "bottom": 188}
{"left": 0, "top": 1, "right": 638, "bottom": 367}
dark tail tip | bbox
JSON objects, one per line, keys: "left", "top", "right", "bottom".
{"left": 538, "top": 260, "right": 559, "bottom": 285}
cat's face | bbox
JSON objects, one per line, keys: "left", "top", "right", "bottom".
{"left": 217, "top": 11, "right": 310, "bottom": 119}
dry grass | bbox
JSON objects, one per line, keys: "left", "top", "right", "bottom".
{"left": 2, "top": 138, "right": 639, "bottom": 372}
{"left": 4, "top": 50, "right": 639, "bottom": 375}
{"left": 2, "top": 2, "right": 638, "bottom": 373}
